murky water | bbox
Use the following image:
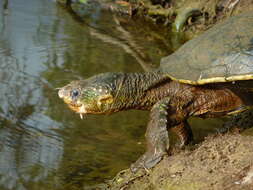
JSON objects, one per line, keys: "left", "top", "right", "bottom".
{"left": 0, "top": 0, "right": 239, "bottom": 189}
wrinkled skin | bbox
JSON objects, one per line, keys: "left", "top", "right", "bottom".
{"left": 58, "top": 71, "right": 253, "bottom": 172}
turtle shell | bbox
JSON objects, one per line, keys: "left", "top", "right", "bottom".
{"left": 159, "top": 12, "right": 253, "bottom": 85}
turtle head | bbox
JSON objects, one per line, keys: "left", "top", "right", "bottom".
{"left": 58, "top": 73, "right": 122, "bottom": 117}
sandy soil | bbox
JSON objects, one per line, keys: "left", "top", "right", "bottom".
{"left": 105, "top": 133, "right": 253, "bottom": 190}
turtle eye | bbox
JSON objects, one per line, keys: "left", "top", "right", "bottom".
{"left": 71, "top": 89, "right": 79, "bottom": 98}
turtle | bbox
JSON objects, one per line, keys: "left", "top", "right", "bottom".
{"left": 58, "top": 12, "right": 253, "bottom": 172}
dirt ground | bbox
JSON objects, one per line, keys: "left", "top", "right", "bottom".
{"left": 103, "top": 133, "right": 253, "bottom": 190}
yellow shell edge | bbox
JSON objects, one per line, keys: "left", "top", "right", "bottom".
{"left": 169, "top": 74, "right": 253, "bottom": 85}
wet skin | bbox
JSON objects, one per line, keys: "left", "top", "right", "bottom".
{"left": 58, "top": 72, "right": 253, "bottom": 172}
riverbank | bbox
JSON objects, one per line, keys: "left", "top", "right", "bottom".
{"left": 136, "top": 0, "right": 253, "bottom": 37}
{"left": 57, "top": 0, "right": 253, "bottom": 38}
{"left": 91, "top": 133, "right": 253, "bottom": 190}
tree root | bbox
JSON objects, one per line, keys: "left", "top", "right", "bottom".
{"left": 172, "top": 7, "right": 201, "bottom": 32}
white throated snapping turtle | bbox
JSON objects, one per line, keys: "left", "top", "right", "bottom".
{"left": 58, "top": 12, "right": 253, "bottom": 172}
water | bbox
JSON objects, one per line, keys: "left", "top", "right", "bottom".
{"left": 0, "top": 0, "right": 235, "bottom": 189}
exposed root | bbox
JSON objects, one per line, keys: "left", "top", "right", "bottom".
{"left": 147, "top": 4, "right": 174, "bottom": 17}
{"left": 172, "top": 7, "right": 201, "bottom": 32}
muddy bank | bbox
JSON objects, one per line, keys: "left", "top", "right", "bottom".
{"left": 57, "top": 0, "right": 253, "bottom": 38}
{"left": 140, "top": 0, "right": 253, "bottom": 36}
{"left": 102, "top": 133, "right": 253, "bottom": 190}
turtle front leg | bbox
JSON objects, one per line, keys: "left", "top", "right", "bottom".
{"left": 131, "top": 97, "right": 194, "bottom": 172}
{"left": 131, "top": 98, "right": 171, "bottom": 173}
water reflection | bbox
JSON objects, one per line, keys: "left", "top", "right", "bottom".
{"left": 0, "top": 54, "right": 63, "bottom": 190}
{"left": 0, "top": 44, "right": 63, "bottom": 190}
{"left": 0, "top": 0, "right": 64, "bottom": 189}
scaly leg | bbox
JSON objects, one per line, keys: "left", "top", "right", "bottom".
{"left": 131, "top": 96, "right": 195, "bottom": 172}
{"left": 131, "top": 98, "right": 171, "bottom": 173}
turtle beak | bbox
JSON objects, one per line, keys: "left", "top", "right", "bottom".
{"left": 58, "top": 88, "right": 66, "bottom": 99}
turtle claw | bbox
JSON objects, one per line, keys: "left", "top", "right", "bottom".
{"left": 130, "top": 151, "right": 166, "bottom": 173}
